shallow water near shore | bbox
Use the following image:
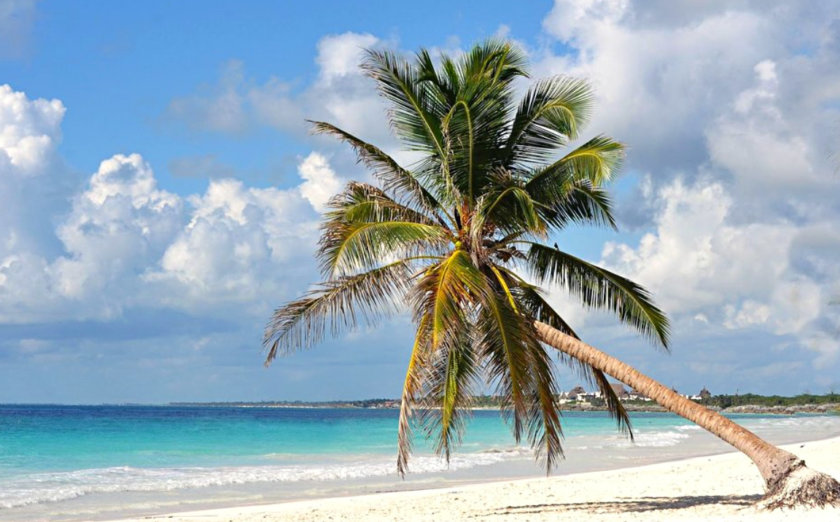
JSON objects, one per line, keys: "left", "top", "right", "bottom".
{"left": 1, "top": 404, "right": 839, "bottom": 521}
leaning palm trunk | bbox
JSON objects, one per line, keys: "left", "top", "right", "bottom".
{"left": 535, "top": 321, "right": 840, "bottom": 509}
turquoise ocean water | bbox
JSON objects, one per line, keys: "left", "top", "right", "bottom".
{"left": 1, "top": 405, "right": 839, "bottom": 520}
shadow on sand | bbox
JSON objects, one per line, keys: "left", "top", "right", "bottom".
{"left": 480, "top": 494, "right": 761, "bottom": 517}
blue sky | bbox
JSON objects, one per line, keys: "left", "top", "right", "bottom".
{"left": 1, "top": 0, "right": 839, "bottom": 403}
{"left": 6, "top": 1, "right": 552, "bottom": 191}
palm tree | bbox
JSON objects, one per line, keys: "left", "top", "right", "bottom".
{"left": 264, "top": 41, "right": 839, "bottom": 509}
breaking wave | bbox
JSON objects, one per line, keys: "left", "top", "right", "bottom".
{"left": 0, "top": 450, "right": 522, "bottom": 509}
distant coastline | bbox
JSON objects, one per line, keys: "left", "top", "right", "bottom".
{"left": 169, "top": 393, "right": 840, "bottom": 415}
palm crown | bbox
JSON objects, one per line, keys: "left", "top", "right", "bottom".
{"left": 264, "top": 41, "right": 669, "bottom": 475}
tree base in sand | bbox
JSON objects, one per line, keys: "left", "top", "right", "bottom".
{"left": 758, "top": 466, "right": 840, "bottom": 510}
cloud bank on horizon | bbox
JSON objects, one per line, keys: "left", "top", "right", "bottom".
{"left": 1, "top": 0, "right": 839, "bottom": 402}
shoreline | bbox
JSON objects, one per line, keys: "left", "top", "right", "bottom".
{"left": 115, "top": 435, "right": 840, "bottom": 521}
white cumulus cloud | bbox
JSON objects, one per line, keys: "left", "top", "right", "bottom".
{"left": 0, "top": 85, "right": 346, "bottom": 324}
{"left": 536, "top": 0, "right": 840, "bottom": 372}
{"left": 601, "top": 178, "right": 838, "bottom": 366}
{"left": 297, "top": 152, "right": 343, "bottom": 212}
{"left": 0, "top": 83, "right": 64, "bottom": 174}
{"left": 165, "top": 32, "right": 391, "bottom": 147}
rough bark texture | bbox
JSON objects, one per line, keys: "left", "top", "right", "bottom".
{"left": 758, "top": 466, "right": 840, "bottom": 510}
{"left": 534, "top": 321, "right": 840, "bottom": 509}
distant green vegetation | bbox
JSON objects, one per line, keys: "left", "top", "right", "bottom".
{"left": 171, "top": 398, "right": 399, "bottom": 408}
{"left": 698, "top": 393, "right": 840, "bottom": 409}
{"left": 172, "top": 393, "right": 840, "bottom": 411}
{"left": 470, "top": 395, "right": 504, "bottom": 408}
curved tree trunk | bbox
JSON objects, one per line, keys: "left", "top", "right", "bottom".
{"left": 535, "top": 321, "right": 840, "bottom": 509}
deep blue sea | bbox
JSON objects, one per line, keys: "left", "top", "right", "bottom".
{"left": 1, "top": 404, "right": 839, "bottom": 520}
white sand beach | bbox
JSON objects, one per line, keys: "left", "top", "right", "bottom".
{"left": 118, "top": 436, "right": 840, "bottom": 521}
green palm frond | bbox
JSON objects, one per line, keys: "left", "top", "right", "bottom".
{"left": 442, "top": 100, "right": 476, "bottom": 200}
{"left": 263, "top": 261, "right": 414, "bottom": 362}
{"left": 415, "top": 49, "right": 457, "bottom": 108}
{"left": 310, "top": 121, "right": 445, "bottom": 215}
{"left": 476, "top": 288, "right": 534, "bottom": 439}
{"left": 439, "top": 42, "right": 524, "bottom": 201}
{"left": 533, "top": 180, "right": 617, "bottom": 231}
{"left": 458, "top": 39, "right": 528, "bottom": 86}
{"left": 526, "top": 342, "right": 565, "bottom": 472}
{"left": 511, "top": 281, "right": 633, "bottom": 439}
{"left": 526, "top": 242, "right": 670, "bottom": 348}
{"left": 485, "top": 179, "right": 546, "bottom": 235}
{"left": 362, "top": 49, "right": 447, "bottom": 157}
{"left": 409, "top": 250, "right": 484, "bottom": 461}
{"left": 397, "top": 313, "right": 432, "bottom": 476}
{"left": 417, "top": 325, "right": 478, "bottom": 461}
{"left": 564, "top": 181, "right": 617, "bottom": 228}
{"left": 508, "top": 278, "right": 577, "bottom": 335}
{"left": 523, "top": 136, "right": 624, "bottom": 232}
{"left": 505, "top": 76, "right": 594, "bottom": 167}
{"left": 474, "top": 278, "right": 564, "bottom": 470}
{"left": 326, "top": 181, "right": 437, "bottom": 226}
{"left": 525, "top": 135, "right": 624, "bottom": 198}
{"left": 319, "top": 220, "right": 448, "bottom": 277}
{"left": 411, "top": 249, "right": 484, "bottom": 348}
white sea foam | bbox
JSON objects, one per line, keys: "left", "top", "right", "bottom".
{"left": 0, "top": 450, "right": 522, "bottom": 509}
{"left": 607, "top": 430, "right": 690, "bottom": 448}
{"left": 748, "top": 416, "right": 840, "bottom": 430}
{"left": 567, "top": 428, "right": 692, "bottom": 451}
{"left": 675, "top": 425, "right": 702, "bottom": 432}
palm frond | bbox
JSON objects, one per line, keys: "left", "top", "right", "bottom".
{"left": 474, "top": 276, "right": 564, "bottom": 471}
{"left": 415, "top": 49, "right": 458, "bottom": 109}
{"left": 485, "top": 182, "right": 546, "bottom": 235}
{"left": 362, "top": 49, "right": 447, "bottom": 157}
{"left": 415, "top": 40, "right": 526, "bottom": 204}
{"left": 397, "top": 314, "right": 432, "bottom": 476}
{"left": 526, "top": 135, "right": 624, "bottom": 193}
{"left": 590, "top": 368, "right": 634, "bottom": 440}
{"left": 509, "top": 278, "right": 577, "bottom": 335}
{"left": 326, "top": 181, "right": 437, "bottom": 226}
{"left": 475, "top": 290, "right": 532, "bottom": 442}
{"left": 411, "top": 249, "right": 484, "bottom": 348}
{"left": 505, "top": 76, "right": 594, "bottom": 166}
{"left": 526, "top": 242, "right": 670, "bottom": 348}
{"left": 526, "top": 341, "right": 565, "bottom": 472}
{"left": 410, "top": 250, "right": 485, "bottom": 461}
{"left": 310, "top": 121, "right": 445, "bottom": 215}
{"left": 263, "top": 261, "right": 413, "bottom": 362}
{"left": 531, "top": 179, "right": 617, "bottom": 231}
{"left": 459, "top": 39, "right": 528, "bottom": 87}
{"left": 511, "top": 280, "right": 633, "bottom": 439}
{"left": 442, "top": 100, "right": 475, "bottom": 200}
{"left": 417, "top": 325, "right": 478, "bottom": 461}
{"left": 319, "top": 220, "right": 448, "bottom": 277}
